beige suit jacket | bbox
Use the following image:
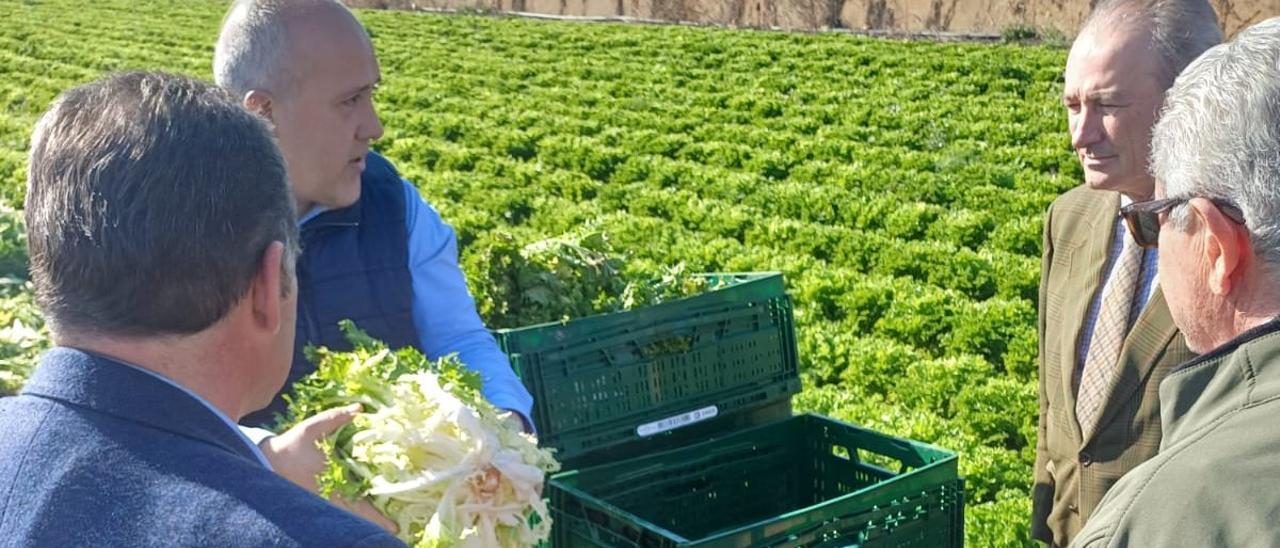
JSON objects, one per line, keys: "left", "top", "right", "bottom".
{"left": 1030, "top": 186, "right": 1195, "bottom": 547}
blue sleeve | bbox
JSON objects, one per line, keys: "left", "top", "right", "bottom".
{"left": 401, "top": 180, "right": 534, "bottom": 426}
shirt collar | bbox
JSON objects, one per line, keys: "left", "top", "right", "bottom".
{"left": 299, "top": 205, "right": 329, "bottom": 226}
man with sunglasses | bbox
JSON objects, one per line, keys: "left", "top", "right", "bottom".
{"left": 1032, "top": 0, "right": 1220, "bottom": 545}
{"left": 1071, "top": 17, "right": 1280, "bottom": 546}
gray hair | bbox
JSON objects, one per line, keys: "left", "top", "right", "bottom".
{"left": 1151, "top": 17, "right": 1280, "bottom": 268}
{"left": 1082, "top": 0, "right": 1222, "bottom": 88}
{"left": 26, "top": 71, "right": 299, "bottom": 337}
{"left": 213, "top": 0, "right": 352, "bottom": 99}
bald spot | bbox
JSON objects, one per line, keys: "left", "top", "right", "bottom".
{"left": 277, "top": 2, "right": 377, "bottom": 100}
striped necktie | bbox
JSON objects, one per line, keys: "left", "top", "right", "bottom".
{"left": 1076, "top": 232, "right": 1144, "bottom": 438}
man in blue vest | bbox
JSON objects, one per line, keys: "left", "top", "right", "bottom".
{"left": 213, "top": 0, "right": 534, "bottom": 436}
{"left": 0, "top": 71, "right": 403, "bottom": 547}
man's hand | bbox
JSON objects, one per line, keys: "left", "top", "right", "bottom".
{"left": 259, "top": 404, "right": 399, "bottom": 534}
{"left": 502, "top": 409, "right": 533, "bottom": 434}
{"left": 498, "top": 411, "right": 543, "bottom": 497}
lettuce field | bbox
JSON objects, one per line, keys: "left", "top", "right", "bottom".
{"left": 0, "top": 1, "right": 1078, "bottom": 545}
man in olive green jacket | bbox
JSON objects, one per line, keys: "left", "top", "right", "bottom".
{"left": 1071, "top": 17, "right": 1280, "bottom": 547}
{"left": 1032, "top": 0, "right": 1218, "bottom": 545}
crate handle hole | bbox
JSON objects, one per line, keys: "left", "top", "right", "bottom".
{"left": 832, "top": 445, "right": 852, "bottom": 461}
{"left": 635, "top": 334, "right": 695, "bottom": 358}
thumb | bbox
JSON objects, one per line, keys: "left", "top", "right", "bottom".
{"left": 296, "top": 403, "right": 362, "bottom": 441}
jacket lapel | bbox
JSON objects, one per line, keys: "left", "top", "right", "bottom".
{"left": 1057, "top": 191, "right": 1120, "bottom": 442}
{"left": 1082, "top": 287, "right": 1179, "bottom": 446}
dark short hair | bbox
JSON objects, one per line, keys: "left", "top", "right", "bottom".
{"left": 25, "top": 71, "right": 298, "bottom": 337}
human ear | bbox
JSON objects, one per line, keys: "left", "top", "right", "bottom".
{"left": 1192, "top": 198, "right": 1244, "bottom": 296}
{"left": 243, "top": 90, "right": 274, "bottom": 122}
{"left": 250, "top": 241, "right": 286, "bottom": 333}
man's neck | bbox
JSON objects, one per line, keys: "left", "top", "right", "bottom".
{"left": 53, "top": 331, "right": 247, "bottom": 420}
{"left": 1227, "top": 308, "right": 1280, "bottom": 346}
{"left": 1200, "top": 276, "right": 1280, "bottom": 352}
{"left": 1119, "top": 187, "right": 1154, "bottom": 203}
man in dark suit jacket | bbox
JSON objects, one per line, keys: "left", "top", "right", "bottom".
{"left": 1031, "top": 0, "right": 1220, "bottom": 545}
{"left": 0, "top": 72, "right": 403, "bottom": 547}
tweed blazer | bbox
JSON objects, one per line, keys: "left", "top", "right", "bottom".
{"left": 1030, "top": 186, "right": 1195, "bottom": 547}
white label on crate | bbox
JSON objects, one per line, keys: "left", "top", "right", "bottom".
{"left": 636, "top": 406, "right": 720, "bottom": 437}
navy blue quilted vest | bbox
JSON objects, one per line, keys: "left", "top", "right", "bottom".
{"left": 242, "top": 152, "right": 419, "bottom": 427}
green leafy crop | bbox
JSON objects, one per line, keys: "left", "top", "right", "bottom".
{"left": 0, "top": 3, "right": 1073, "bottom": 543}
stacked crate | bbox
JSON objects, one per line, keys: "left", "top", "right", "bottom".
{"left": 494, "top": 273, "right": 963, "bottom": 547}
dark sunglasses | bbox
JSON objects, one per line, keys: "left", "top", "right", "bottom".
{"left": 1120, "top": 196, "right": 1247, "bottom": 249}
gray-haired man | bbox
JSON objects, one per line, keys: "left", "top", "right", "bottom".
{"left": 1071, "top": 16, "right": 1280, "bottom": 546}
{"left": 1034, "top": 0, "right": 1219, "bottom": 545}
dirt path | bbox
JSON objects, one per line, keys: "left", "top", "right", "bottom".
{"left": 348, "top": 0, "right": 1274, "bottom": 38}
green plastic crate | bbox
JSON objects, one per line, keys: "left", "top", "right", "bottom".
{"left": 495, "top": 272, "right": 962, "bottom": 547}
{"left": 548, "top": 414, "right": 963, "bottom": 547}
{"left": 494, "top": 272, "right": 801, "bottom": 467}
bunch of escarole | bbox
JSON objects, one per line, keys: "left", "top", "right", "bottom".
{"left": 281, "top": 321, "right": 559, "bottom": 547}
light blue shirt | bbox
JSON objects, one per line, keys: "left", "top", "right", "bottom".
{"left": 1076, "top": 196, "right": 1160, "bottom": 377}
{"left": 94, "top": 351, "right": 273, "bottom": 470}
{"left": 298, "top": 179, "right": 534, "bottom": 425}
